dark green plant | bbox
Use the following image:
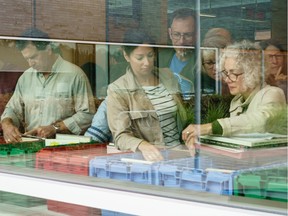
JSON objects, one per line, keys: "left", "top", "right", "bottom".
{"left": 184, "top": 94, "right": 233, "bottom": 124}
{"left": 204, "top": 101, "right": 230, "bottom": 123}
{"left": 265, "top": 106, "right": 288, "bottom": 135}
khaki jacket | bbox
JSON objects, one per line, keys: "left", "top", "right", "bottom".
{"left": 107, "top": 67, "right": 188, "bottom": 152}
{"left": 218, "top": 84, "right": 286, "bottom": 136}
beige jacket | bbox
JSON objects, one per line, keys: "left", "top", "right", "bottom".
{"left": 107, "top": 67, "right": 188, "bottom": 152}
{"left": 218, "top": 84, "right": 286, "bottom": 136}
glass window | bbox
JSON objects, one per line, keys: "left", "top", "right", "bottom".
{"left": 0, "top": 0, "right": 287, "bottom": 215}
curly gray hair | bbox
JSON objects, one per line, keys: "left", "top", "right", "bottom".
{"left": 220, "top": 40, "right": 262, "bottom": 89}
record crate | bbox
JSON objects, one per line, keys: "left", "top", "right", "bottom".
{"left": 0, "top": 137, "right": 44, "bottom": 168}
{"left": 0, "top": 137, "right": 45, "bottom": 154}
{"left": 89, "top": 151, "right": 236, "bottom": 195}
{"left": 35, "top": 142, "right": 107, "bottom": 175}
{"left": 35, "top": 142, "right": 108, "bottom": 216}
{"left": 89, "top": 150, "right": 287, "bottom": 197}
{"left": 233, "top": 163, "right": 288, "bottom": 202}
{"left": 0, "top": 138, "right": 45, "bottom": 207}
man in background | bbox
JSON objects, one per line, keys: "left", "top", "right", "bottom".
{"left": 158, "top": 8, "right": 197, "bottom": 100}
{"left": 1, "top": 27, "right": 95, "bottom": 143}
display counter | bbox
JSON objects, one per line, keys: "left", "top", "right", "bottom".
{"left": 0, "top": 140, "right": 287, "bottom": 215}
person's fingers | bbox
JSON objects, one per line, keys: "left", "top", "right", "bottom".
{"left": 182, "top": 130, "right": 191, "bottom": 141}
{"left": 24, "top": 128, "right": 37, "bottom": 136}
{"left": 143, "top": 149, "right": 163, "bottom": 162}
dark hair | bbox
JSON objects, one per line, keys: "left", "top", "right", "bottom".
{"left": 169, "top": 8, "right": 196, "bottom": 27}
{"left": 258, "top": 39, "right": 286, "bottom": 52}
{"left": 122, "top": 28, "right": 156, "bottom": 56}
{"left": 15, "top": 27, "right": 50, "bottom": 51}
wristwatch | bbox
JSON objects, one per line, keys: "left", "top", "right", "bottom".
{"left": 52, "top": 124, "right": 60, "bottom": 133}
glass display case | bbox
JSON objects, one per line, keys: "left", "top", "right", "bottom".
{"left": 0, "top": 0, "right": 287, "bottom": 215}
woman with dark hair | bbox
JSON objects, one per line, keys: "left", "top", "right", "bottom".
{"left": 107, "top": 29, "right": 188, "bottom": 161}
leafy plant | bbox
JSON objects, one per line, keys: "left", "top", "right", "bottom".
{"left": 184, "top": 94, "right": 233, "bottom": 124}
{"left": 265, "top": 106, "right": 288, "bottom": 135}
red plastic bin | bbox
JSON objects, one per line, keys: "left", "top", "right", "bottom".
{"left": 35, "top": 143, "right": 108, "bottom": 216}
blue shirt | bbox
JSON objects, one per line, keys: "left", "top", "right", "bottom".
{"left": 84, "top": 99, "right": 112, "bottom": 143}
{"left": 170, "top": 54, "right": 193, "bottom": 99}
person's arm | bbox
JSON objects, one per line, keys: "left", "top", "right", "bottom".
{"left": 84, "top": 99, "right": 112, "bottom": 143}
{"left": 218, "top": 87, "right": 286, "bottom": 136}
{"left": 61, "top": 73, "right": 96, "bottom": 135}
{"left": 182, "top": 123, "right": 212, "bottom": 142}
{"left": 1, "top": 81, "right": 25, "bottom": 142}
{"left": 107, "top": 87, "right": 163, "bottom": 161}
{"left": 1, "top": 82, "right": 24, "bottom": 130}
{"left": 24, "top": 121, "right": 69, "bottom": 138}
{"left": 107, "top": 84, "right": 143, "bottom": 152}
{"left": 1, "top": 117, "right": 22, "bottom": 143}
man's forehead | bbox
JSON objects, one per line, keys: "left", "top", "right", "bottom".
{"left": 21, "top": 43, "right": 38, "bottom": 57}
{"left": 171, "top": 17, "right": 195, "bottom": 32}
{"left": 265, "top": 49, "right": 282, "bottom": 55}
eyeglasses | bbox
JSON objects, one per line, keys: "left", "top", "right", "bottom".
{"left": 221, "top": 70, "right": 243, "bottom": 82}
{"left": 268, "top": 54, "right": 283, "bottom": 60}
{"left": 170, "top": 31, "right": 194, "bottom": 41}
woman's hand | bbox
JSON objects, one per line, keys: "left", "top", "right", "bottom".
{"left": 138, "top": 141, "right": 164, "bottom": 162}
{"left": 182, "top": 123, "right": 212, "bottom": 141}
{"left": 185, "top": 134, "right": 198, "bottom": 155}
{"left": 182, "top": 124, "right": 198, "bottom": 142}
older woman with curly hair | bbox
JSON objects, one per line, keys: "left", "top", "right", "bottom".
{"left": 182, "top": 40, "right": 286, "bottom": 149}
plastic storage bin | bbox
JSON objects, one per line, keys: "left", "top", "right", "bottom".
{"left": 90, "top": 150, "right": 287, "bottom": 198}
{"left": 89, "top": 151, "right": 237, "bottom": 195}
{"left": 35, "top": 143, "right": 108, "bottom": 216}
{"left": 233, "top": 163, "right": 287, "bottom": 202}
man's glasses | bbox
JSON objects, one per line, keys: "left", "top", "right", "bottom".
{"left": 268, "top": 54, "right": 283, "bottom": 61}
{"left": 171, "top": 31, "right": 194, "bottom": 41}
{"left": 221, "top": 70, "right": 243, "bottom": 82}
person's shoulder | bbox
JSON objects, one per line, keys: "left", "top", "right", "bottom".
{"left": 58, "top": 57, "right": 84, "bottom": 74}
{"left": 261, "top": 84, "right": 285, "bottom": 93}
{"left": 18, "top": 67, "right": 36, "bottom": 80}
{"left": 108, "top": 73, "right": 128, "bottom": 91}
{"left": 158, "top": 47, "right": 175, "bottom": 56}
{"left": 258, "top": 85, "right": 286, "bottom": 101}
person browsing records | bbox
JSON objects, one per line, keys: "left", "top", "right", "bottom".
{"left": 182, "top": 40, "right": 286, "bottom": 150}
{"left": 107, "top": 29, "right": 188, "bottom": 161}
{"left": 1, "top": 27, "right": 95, "bottom": 143}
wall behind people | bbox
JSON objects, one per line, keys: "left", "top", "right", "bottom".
{"left": 0, "top": 1, "right": 106, "bottom": 41}
{"left": 0, "top": 1, "right": 171, "bottom": 45}
{"left": 271, "top": 0, "right": 287, "bottom": 49}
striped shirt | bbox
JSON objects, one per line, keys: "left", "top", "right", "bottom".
{"left": 143, "top": 83, "right": 180, "bottom": 146}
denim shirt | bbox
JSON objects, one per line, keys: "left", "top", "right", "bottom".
{"left": 84, "top": 99, "right": 112, "bottom": 143}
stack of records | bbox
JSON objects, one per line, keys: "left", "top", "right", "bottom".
{"left": 199, "top": 133, "right": 287, "bottom": 154}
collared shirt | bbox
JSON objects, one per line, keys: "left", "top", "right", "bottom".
{"left": 1, "top": 56, "right": 95, "bottom": 134}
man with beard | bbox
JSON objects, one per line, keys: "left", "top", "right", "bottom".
{"left": 158, "top": 8, "right": 197, "bottom": 100}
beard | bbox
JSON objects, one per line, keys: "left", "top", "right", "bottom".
{"left": 175, "top": 48, "right": 193, "bottom": 61}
